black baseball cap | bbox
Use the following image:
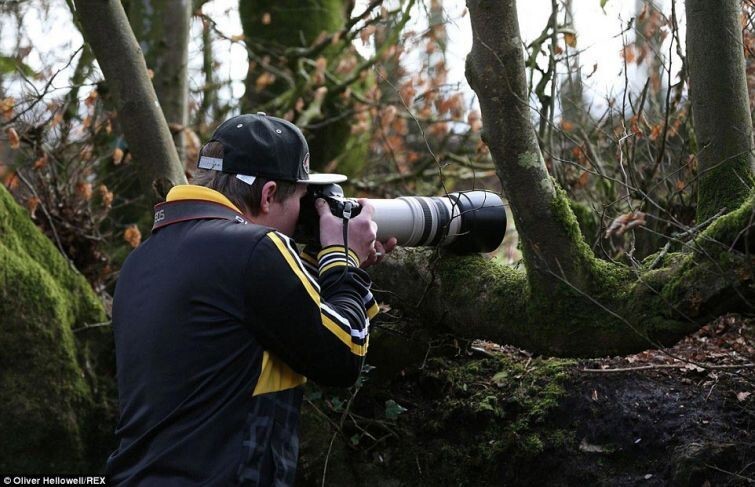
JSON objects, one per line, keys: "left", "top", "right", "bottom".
{"left": 197, "top": 112, "right": 347, "bottom": 185}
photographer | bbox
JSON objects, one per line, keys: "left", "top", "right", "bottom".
{"left": 106, "top": 113, "right": 396, "bottom": 486}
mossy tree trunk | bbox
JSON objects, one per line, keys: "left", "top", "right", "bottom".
{"left": 370, "top": 0, "right": 755, "bottom": 357}
{"left": 686, "top": 0, "right": 755, "bottom": 222}
{"left": 71, "top": 0, "right": 187, "bottom": 204}
{"left": 464, "top": 0, "right": 596, "bottom": 295}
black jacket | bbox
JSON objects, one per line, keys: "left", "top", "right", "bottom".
{"left": 106, "top": 185, "right": 376, "bottom": 486}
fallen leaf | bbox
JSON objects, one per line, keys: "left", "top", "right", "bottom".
{"left": 737, "top": 391, "right": 751, "bottom": 402}
{"left": 261, "top": 12, "right": 271, "bottom": 25}
{"left": 579, "top": 438, "right": 609, "bottom": 453}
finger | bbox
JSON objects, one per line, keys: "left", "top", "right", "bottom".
{"left": 361, "top": 247, "right": 377, "bottom": 268}
{"left": 314, "top": 198, "right": 330, "bottom": 217}
{"left": 356, "top": 198, "right": 375, "bottom": 217}
{"left": 383, "top": 237, "right": 398, "bottom": 253}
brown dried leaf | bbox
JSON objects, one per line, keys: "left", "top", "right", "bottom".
{"left": 360, "top": 25, "right": 376, "bottom": 46}
{"left": 0, "top": 97, "right": 14, "bottom": 121}
{"left": 255, "top": 72, "right": 276, "bottom": 91}
{"left": 261, "top": 12, "right": 271, "bottom": 25}
{"left": 124, "top": 225, "right": 142, "bottom": 248}
{"left": 33, "top": 153, "right": 48, "bottom": 170}
{"left": 605, "top": 211, "right": 647, "bottom": 238}
{"left": 6, "top": 127, "right": 20, "bottom": 149}
{"left": 622, "top": 45, "right": 636, "bottom": 64}
{"left": 84, "top": 90, "right": 98, "bottom": 107}
{"left": 467, "top": 110, "right": 482, "bottom": 132}
{"left": 26, "top": 195, "right": 40, "bottom": 219}
{"left": 564, "top": 32, "right": 577, "bottom": 48}
{"left": 575, "top": 170, "right": 590, "bottom": 188}
{"left": 50, "top": 112, "right": 64, "bottom": 128}
{"left": 98, "top": 184, "right": 113, "bottom": 208}
{"left": 3, "top": 171, "right": 19, "bottom": 190}
{"left": 113, "top": 147, "right": 124, "bottom": 165}
{"left": 76, "top": 182, "right": 93, "bottom": 201}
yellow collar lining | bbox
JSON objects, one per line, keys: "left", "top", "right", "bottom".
{"left": 165, "top": 185, "right": 243, "bottom": 214}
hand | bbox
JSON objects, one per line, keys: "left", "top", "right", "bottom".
{"left": 360, "top": 236, "right": 398, "bottom": 268}
{"left": 316, "top": 198, "right": 378, "bottom": 265}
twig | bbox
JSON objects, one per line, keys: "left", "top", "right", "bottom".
{"left": 704, "top": 463, "right": 755, "bottom": 483}
{"left": 321, "top": 432, "right": 338, "bottom": 487}
{"left": 15, "top": 169, "right": 71, "bottom": 268}
{"left": 581, "top": 363, "right": 755, "bottom": 373}
{"left": 72, "top": 321, "right": 112, "bottom": 333}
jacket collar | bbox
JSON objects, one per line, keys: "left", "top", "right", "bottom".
{"left": 165, "top": 185, "right": 243, "bottom": 214}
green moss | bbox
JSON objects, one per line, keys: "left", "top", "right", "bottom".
{"left": 697, "top": 153, "right": 754, "bottom": 223}
{"left": 517, "top": 151, "right": 542, "bottom": 170}
{"left": 304, "top": 350, "right": 576, "bottom": 485}
{"left": 698, "top": 192, "right": 755, "bottom": 253}
{"left": 0, "top": 186, "right": 114, "bottom": 473}
{"left": 568, "top": 200, "right": 600, "bottom": 244}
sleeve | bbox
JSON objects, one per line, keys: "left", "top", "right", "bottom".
{"left": 243, "top": 231, "right": 374, "bottom": 386}
{"left": 301, "top": 244, "right": 380, "bottom": 320}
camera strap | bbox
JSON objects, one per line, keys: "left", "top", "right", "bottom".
{"left": 152, "top": 200, "right": 249, "bottom": 232}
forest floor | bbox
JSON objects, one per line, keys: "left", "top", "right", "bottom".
{"left": 523, "top": 314, "right": 753, "bottom": 486}
{"left": 299, "top": 314, "right": 754, "bottom": 486}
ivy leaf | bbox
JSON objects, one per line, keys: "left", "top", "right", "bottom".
{"left": 0, "top": 56, "right": 35, "bottom": 77}
{"left": 304, "top": 389, "right": 322, "bottom": 401}
{"left": 384, "top": 399, "right": 407, "bottom": 420}
{"left": 330, "top": 397, "right": 344, "bottom": 412}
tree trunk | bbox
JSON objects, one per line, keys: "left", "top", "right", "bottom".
{"left": 71, "top": 0, "right": 186, "bottom": 203}
{"left": 686, "top": 0, "right": 754, "bottom": 222}
{"left": 464, "top": 0, "right": 596, "bottom": 294}
{"left": 127, "top": 0, "right": 192, "bottom": 164}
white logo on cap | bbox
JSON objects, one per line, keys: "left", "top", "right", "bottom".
{"left": 302, "top": 153, "right": 310, "bottom": 174}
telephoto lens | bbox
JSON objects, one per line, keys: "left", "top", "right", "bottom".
{"left": 295, "top": 185, "right": 507, "bottom": 254}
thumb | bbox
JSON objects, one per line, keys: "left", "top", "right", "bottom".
{"left": 315, "top": 198, "right": 329, "bottom": 217}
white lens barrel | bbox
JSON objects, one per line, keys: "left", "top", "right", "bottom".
{"left": 372, "top": 197, "right": 462, "bottom": 247}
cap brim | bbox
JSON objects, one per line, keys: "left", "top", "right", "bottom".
{"left": 298, "top": 173, "right": 348, "bottom": 184}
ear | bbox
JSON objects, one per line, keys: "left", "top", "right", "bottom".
{"left": 259, "top": 181, "right": 278, "bottom": 214}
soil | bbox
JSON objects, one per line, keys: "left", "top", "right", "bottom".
{"left": 297, "top": 315, "right": 754, "bottom": 486}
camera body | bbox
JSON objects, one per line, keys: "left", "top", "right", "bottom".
{"left": 314, "top": 184, "right": 362, "bottom": 220}
{"left": 294, "top": 184, "right": 359, "bottom": 246}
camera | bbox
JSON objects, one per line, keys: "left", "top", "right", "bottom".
{"left": 295, "top": 184, "right": 507, "bottom": 254}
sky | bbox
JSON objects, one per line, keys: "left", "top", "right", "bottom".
{"left": 0, "top": 0, "right": 681, "bottom": 117}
